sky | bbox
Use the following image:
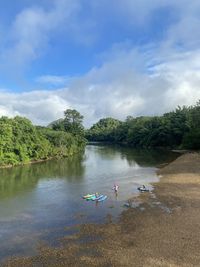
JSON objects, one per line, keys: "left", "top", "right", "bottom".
{"left": 0, "top": 0, "right": 200, "bottom": 127}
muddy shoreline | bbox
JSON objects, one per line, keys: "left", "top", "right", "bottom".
{"left": 3, "top": 152, "right": 200, "bottom": 267}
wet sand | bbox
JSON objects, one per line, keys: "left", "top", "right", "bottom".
{"left": 3, "top": 152, "right": 200, "bottom": 267}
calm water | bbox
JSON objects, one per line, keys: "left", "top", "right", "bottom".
{"left": 0, "top": 145, "right": 178, "bottom": 262}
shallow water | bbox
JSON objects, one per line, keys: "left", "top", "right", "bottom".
{"left": 0, "top": 145, "right": 178, "bottom": 262}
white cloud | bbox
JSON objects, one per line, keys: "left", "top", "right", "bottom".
{"left": 1, "top": 45, "right": 200, "bottom": 127}
{"left": 0, "top": 90, "right": 70, "bottom": 125}
{"left": 0, "top": 0, "right": 84, "bottom": 73}
{"left": 1, "top": 1, "right": 200, "bottom": 126}
{"left": 0, "top": 44, "right": 200, "bottom": 126}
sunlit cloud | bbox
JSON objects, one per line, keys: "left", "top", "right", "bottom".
{"left": 1, "top": 45, "right": 200, "bottom": 127}
{"left": 0, "top": 1, "right": 200, "bottom": 126}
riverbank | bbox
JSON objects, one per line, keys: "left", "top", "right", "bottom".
{"left": 3, "top": 152, "right": 200, "bottom": 267}
{"left": 0, "top": 157, "right": 55, "bottom": 169}
{"left": 0, "top": 149, "right": 84, "bottom": 169}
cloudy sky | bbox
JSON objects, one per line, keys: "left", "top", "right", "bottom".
{"left": 0, "top": 0, "right": 200, "bottom": 127}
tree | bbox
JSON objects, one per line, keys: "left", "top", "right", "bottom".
{"left": 86, "top": 104, "right": 195, "bottom": 148}
{"left": 182, "top": 101, "right": 200, "bottom": 149}
{"left": 86, "top": 118, "right": 121, "bottom": 141}
{"left": 0, "top": 114, "right": 86, "bottom": 167}
{"left": 48, "top": 118, "right": 65, "bottom": 131}
{"left": 63, "top": 109, "right": 84, "bottom": 136}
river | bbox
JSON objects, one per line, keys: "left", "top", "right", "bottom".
{"left": 0, "top": 145, "right": 178, "bottom": 262}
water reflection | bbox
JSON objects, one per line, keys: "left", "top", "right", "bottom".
{"left": 119, "top": 147, "right": 179, "bottom": 167}
{"left": 41, "top": 152, "right": 86, "bottom": 179}
{"left": 88, "top": 145, "right": 119, "bottom": 160}
{"left": 87, "top": 144, "right": 179, "bottom": 167}
{"left": 0, "top": 165, "right": 39, "bottom": 199}
{"left": 0, "top": 147, "right": 178, "bottom": 200}
{"left": 0, "top": 152, "right": 86, "bottom": 199}
{"left": 0, "top": 145, "right": 180, "bottom": 263}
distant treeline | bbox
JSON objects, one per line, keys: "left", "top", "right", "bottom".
{"left": 85, "top": 101, "right": 200, "bottom": 149}
{"left": 1, "top": 101, "right": 199, "bottom": 167}
{"left": 0, "top": 109, "right": 86, "bottom": 167}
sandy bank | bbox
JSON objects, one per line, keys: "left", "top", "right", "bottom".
{"left": 3, "top": 153, "right": 200, "bottom": 267}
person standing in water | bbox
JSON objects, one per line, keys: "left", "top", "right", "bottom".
{"left": 113, "top": 184, "right": 119, "bottom": 199}
{"left": 113, "top": 184, "right": 119, "bottom": 193}
{"left": 95, "top": 192, "right": 99, "bottom": 207}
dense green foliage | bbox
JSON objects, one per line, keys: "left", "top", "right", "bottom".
{"left": 49, "top": 109, "right": 84, "bottom": 136}
{"left": 0, "top": 109, "right": 86, "bottom": 167}
{"left": 85, "top": 118, "right": 122, "bottom": 142}
{"left": 0, "top": 116, "right": 50, "bottom": 166}
{"left": 182, "top": 101, "right": 200, "bottom": 149}
{"left": 37, "top": 127, "right": 86, "bottom": 157}
{"left": 1, "top": 102, "right": 199, "bottom": 167}
{"left": 86, "top": 102, "right": 200, "bottom": 149}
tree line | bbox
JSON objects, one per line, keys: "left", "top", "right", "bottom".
{"left": 1, "top": 101, "right": 199, "bottom": 167}
{"left": 85, "top": 101, "right": 200, "bottom": 149}
{"left": 0, "top": 109, "right": 86, "bottom": 167}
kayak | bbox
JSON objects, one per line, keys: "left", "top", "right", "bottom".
{"left": 137, "top": 186, "right": 149, "bottom": 192}
{"left": 91, "top": 194, "right": 104, "bottom": 201}
{"left": 97, "top": 195, "right": 107, "bottom": 202}
{"left": 82, "top": 194, "right": 95, "bottom": 199}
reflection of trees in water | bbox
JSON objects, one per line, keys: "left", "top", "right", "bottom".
{"left": 119, "top": 147, "right": 179, "bottom": 167}
{"left": 44, "top": 152, "right": 86, "bottom": 180}
{"left": 0, "top": 152, "right": 86, "bottom": 199}
{"left": 0, "top": 165, "right": 39, "bottom": 199}
{"left": 0, "top": 146, "right": 179, "bottom": 199}
{"left": 88, "top": 145, "right": 120, "bottom": 160}
{"left": 87, "top": 144, "right": 179, "bottom": 167}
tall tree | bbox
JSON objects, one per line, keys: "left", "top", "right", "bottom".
{"left": 63, "top": 109, "right": 84, "bottom": 136}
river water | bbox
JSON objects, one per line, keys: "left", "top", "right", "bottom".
{"left": 0, "top": 145, "right": 178, "bottom": 262}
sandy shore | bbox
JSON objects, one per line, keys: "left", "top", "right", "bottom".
{"left": 3, "top": 152, "right": 200, "bottom": 267}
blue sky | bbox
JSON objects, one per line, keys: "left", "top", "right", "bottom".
{"left": 0, "top": 0, "right": 200, "bottom": 126}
